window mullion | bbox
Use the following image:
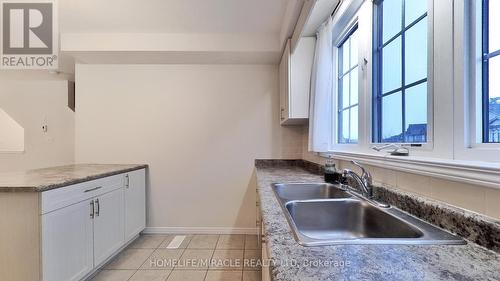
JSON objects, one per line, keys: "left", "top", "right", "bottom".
{"left": 482, "top": 0, "right": 490, "bottom": 142}
{"left": 485, "top": 49, "right": 500, "bottom": 59}
{"left": 348, "top": 37, "right": 352, "bottom": 142}
{"left": 401, "top": 0, "right": 406, "bottom": 143}
{"left": 376, "top": 2, "right": 384, "bottom": 143}
{"left": 380, "top": 12, "right": 427, "bottom": 50}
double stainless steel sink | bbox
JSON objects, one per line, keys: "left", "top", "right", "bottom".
{"left": 273, "top": 183, "right": 465, "bottom": 246}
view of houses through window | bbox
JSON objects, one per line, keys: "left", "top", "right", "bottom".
{"left": 373, "top": 0, "right": 428, "bottom": 143}
{"left": 484, "top": 0, "right": 500, "bottom": 143}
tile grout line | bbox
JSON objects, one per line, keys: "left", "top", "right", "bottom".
{"left": 161, "top": 234, "right": 175, "bottom": 281}
{"left": 103, "top": 234, "right": 258, "bottom": 281}
{"left": 112, "top": 234, "right": 165, "bottom": 281}
{"left": 242, "top": 234, "right": 247, "bottom": 278}
{"left": 164, "top": 234, "right": 189, "bottom": 280}
{"left": 125, "top": 269, "right": 138, "bottom": 281}
{"left": 173, "top": 238, "right": 188, "bottom": 271}
{"left": 139, "top": 234, "right": 179, "bottom": 278}
{"left": 203, "top": 234, "right": 220, "bottom": 281}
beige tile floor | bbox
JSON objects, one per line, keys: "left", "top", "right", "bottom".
{"left": 90, "top": 234, "right": 262, "bottom": 281}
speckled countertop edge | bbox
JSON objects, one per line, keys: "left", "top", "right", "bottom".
{"left": 0, "top": 164, "right": 148, "bottom": 192}
{"left": 255, "top": 160, "right": 500, "bottom": 281}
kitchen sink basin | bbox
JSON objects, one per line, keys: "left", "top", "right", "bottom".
{"left": 286, "top": 199, "right": 422, "bottom": 240}
{"left": 272, "top": 183, "right": 465, "bottom": 246}
{"left": 273, "top": 183, "right": 352, "bottom": 203}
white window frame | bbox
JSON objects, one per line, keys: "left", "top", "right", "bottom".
{"left": 370, "top": 0, "right": 435, "bottom": 150}
{"left": 328, "top": 0, "right": 439, "bottom": 157}
{"left": 454, "top": 0, "right": 500, "bottom": 162}
{"left": 315, "top": 0, "right": 500, "bottom": 188}
{"left": 333, "top": 19, "right": 360, "bottom": 145}
{"left": 329, "top": 0, "right": 366, "bottom": 153}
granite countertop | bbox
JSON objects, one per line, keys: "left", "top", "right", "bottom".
{"left": 0, "top": 164, "right": 148, "bottom": 192}
{"left": 256, "top": 164, "right": 500, "bottom": 281}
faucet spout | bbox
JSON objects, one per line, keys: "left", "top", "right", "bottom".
{"left": 342, "top": 161, "right": 389, "bottom": 208}
{"left": 342, "top": 169, "right": 372, "bottom": 198}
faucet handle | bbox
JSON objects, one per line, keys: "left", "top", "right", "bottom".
{"left": 351, "top": 161, "right": 372, "bottom": 184}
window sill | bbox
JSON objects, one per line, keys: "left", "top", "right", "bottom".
{"left": 319, "top": 150, "right": 500, "bottom": 190}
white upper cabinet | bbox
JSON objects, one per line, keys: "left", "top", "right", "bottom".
{"left": 279, "top": 37, "right": 316, "bottom": 125}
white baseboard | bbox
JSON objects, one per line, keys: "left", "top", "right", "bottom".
{"left": 143, "top": 227, "right": 258, "bottom": 235}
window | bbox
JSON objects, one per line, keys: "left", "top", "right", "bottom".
{"left": 482, "top": 0, "right": 500, "bottom": 143}
{"left": 373, "top": 0, "right": 428, "bottom": 143}
{"left": 338, "top": 25, "right": 359, "bottom": 144}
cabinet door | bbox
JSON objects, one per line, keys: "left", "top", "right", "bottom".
{"left": 279, "top": 40, "right": 290, "bottom": 124}
{"left": 290, "top": 37, "right": 315, "bottom": 119}
{"left": 93, "top": 188, "right": 125, "bottom": 266}
{"left": 124, "top": 169, "right": 146, "bottom": 241}
{"left": 42, "top": 199, "right": 94, "bottom": 281}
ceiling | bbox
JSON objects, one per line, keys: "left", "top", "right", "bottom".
{"left": 56, "top": 0, "right": 306, "bottom": 73}
{"left": 59, "top": 0, "right": 289, "bottom": 35}
{"left": 302, "top": 0, "right": 340, "bottom": 36}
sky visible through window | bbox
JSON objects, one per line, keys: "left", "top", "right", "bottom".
{"left": 338, "top": 26, "right": 359, "bottom": 144}
{"left": 376, "top": 0, "right": 428, "bottom": 143}
{"left": 489, "top": 0, "right": 500, "bottom": 100}
{"left": 486, "top": 0, "right": 500, "bottom": 142}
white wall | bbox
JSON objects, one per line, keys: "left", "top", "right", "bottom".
{"left": 0, "top": 73, "right": 75, "bottom": 172}
{"left": 75, "top": 64, "right": 303, "bottom": 231}
{"left": 0, "top": 108, "right": 24, "bottom": 152}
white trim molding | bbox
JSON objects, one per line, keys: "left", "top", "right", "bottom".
{"left": 143, "top": 227, "right": 258, "bottom": 235}
{"left": 328, "top": 151, "right": 500, "bottom": 190}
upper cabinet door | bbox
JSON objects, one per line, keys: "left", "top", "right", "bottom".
{"left": 42, "top": 199, "right": 94, "bottom": 281}
{"left": 280, "top": 40, "right": 291, "bottom": 124}
{"left": 93, "top": 188, "right": 125, "bottom": 266}
{"left": 279, "top": 38, "right": 316, "bottom": 125}
{"left": 124, "top": 169, "right": 146, "bottom": 241}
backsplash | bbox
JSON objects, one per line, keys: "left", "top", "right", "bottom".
{"left": 374, "top": 186, "right": 500, "bottom": 254}
{"left": 337, "top": 160, "right": 500, "bottom": 221}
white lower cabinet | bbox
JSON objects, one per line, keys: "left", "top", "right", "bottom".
{"left": 124, "top": 169, "right": 146, "bottom": 241}
{"left": 41, "top": 169, "right": 146, "bottom": 281}
{"left": 93, "top": 188, "right": 125, "bottom": 266}
{"left": 42, "top": 199, "right": 94, "bottom": 281}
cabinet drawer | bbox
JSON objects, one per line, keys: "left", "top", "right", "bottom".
{"left": 41, "top": 174, "right": 124, "bottom": 214}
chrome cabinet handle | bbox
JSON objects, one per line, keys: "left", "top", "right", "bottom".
{"left": 95, "top": 199, "right": 100, "bottom": 217}
{"left": 125, "top": 174, "right": 130, "bottom": 188}
{"left": 84, "top": 186, "right": 102, "bottom": 193}
{"left": 90, "top": 200, "right": 95, "bottom": 218}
